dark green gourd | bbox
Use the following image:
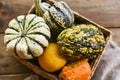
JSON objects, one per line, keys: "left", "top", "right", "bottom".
{"left": 35, "top": 0, "right": 74, "bottom": 34}
{"left": 4, "top": 14, "right": 51, "bottom": 59}
{"left": 57, "top": 24, "right": 106, "bottom": 60}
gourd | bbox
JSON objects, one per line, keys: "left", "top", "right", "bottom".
{"left": 59, "top": 59, "right": 92, "bottom": 80}
{"left": 57, "top": 24, "right": 106, "bottom": 60}
{"left": 38, "top": 43, "right": 67, "bottom": 72}
{"left": 35, "top": 0, "right": 74, "bottom": 34}
{"left": 4, "top": 14, "right": 51, "bottom": 59}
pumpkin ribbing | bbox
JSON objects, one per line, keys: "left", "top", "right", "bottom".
{"left": 4, "top": 14, "right": 51, "bottom": 59}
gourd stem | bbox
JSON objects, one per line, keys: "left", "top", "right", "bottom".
{"left": 35, "top": 0, "right": 44, "bottom": 16}
{"left": 20, "top": 31, "right": 26, "bottom": 37}
{"left": 35, "top": 0, "right": 51, "bottom": 16}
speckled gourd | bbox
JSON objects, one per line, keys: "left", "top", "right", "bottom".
{"left": 4, "top": 14, "right": 51, "bottom": 59}
{"left": 57, "top": 24, "right": 106, "bottom": 60}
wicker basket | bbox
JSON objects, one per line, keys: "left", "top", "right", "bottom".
{"left": 14, "top": 0, "right": 112, "bottom": 80}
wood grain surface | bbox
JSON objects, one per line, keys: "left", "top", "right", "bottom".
{"left": 0, "top": 0, "right": 120, "bottom": 80}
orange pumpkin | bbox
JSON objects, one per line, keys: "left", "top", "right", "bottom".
{"left": 59, "top": 59, "right": 92, "bottom": 80}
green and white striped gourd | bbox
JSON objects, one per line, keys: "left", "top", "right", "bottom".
{"left": 35, "top": 0, "right": 74, "bottom": 34}
{"left": 4, "top": 14, "right": 51, "bottom": 59}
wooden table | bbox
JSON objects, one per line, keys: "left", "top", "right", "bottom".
{"left": 0, "top": 0, "right": 120, "bottom": 80}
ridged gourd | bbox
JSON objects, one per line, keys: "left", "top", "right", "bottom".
{"left": 4, "top": 14, "right": 51, "bottom": 59}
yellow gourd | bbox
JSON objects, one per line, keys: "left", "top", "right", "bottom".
{"left": 38, "top": 43, "right": 67, "bottom": 72}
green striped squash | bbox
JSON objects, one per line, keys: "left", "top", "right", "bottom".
{"left": 4, "top": 14, "right": 51, "bottom": 59}
{"left": 43, "top": 1, "right": 74, "bottom": 33}
{"left": 35, "top": 0, "right": 74, "bottom": 34}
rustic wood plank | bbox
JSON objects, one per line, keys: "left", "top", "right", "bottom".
{"left": 0, "top": 74, "right": 31, "bottom": 80}
{"left": 108, "top": 28, "right": 120, "bottom": 46}
{"left": 0, "top": 0, "right": 34, "bottom": 33}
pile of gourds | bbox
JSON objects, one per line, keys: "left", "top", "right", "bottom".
{"left": 4, "top": 0, "right": 106, "bottom": 80}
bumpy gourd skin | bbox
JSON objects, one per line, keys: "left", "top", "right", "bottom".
{"left": 57, "top": 24, "right": 106, "bottom": 60}
{"left": 35, "top": 0, "right": 74, "bottom": 34}
{"left": 4, "top": 14, "right": 51, "bottom": 59}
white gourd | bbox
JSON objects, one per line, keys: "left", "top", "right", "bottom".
{"left": 4, "top": 14, "right": 51, "bottom": 59}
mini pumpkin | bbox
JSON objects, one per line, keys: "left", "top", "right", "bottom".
{"left": 4, "top": 14, "right": 51, "bottom": 59}
{"left": 35, "top": 0, "right": 74, "bottom": 33}
{"left": 59, "top": 59, "right": 92, "bottom": 80}
{"left": 57, "top": 24, "right": 106, "bottom": 60}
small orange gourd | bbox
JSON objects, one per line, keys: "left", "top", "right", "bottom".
{"left": 59, "top": 59, "right": 92, "bottom": 80}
